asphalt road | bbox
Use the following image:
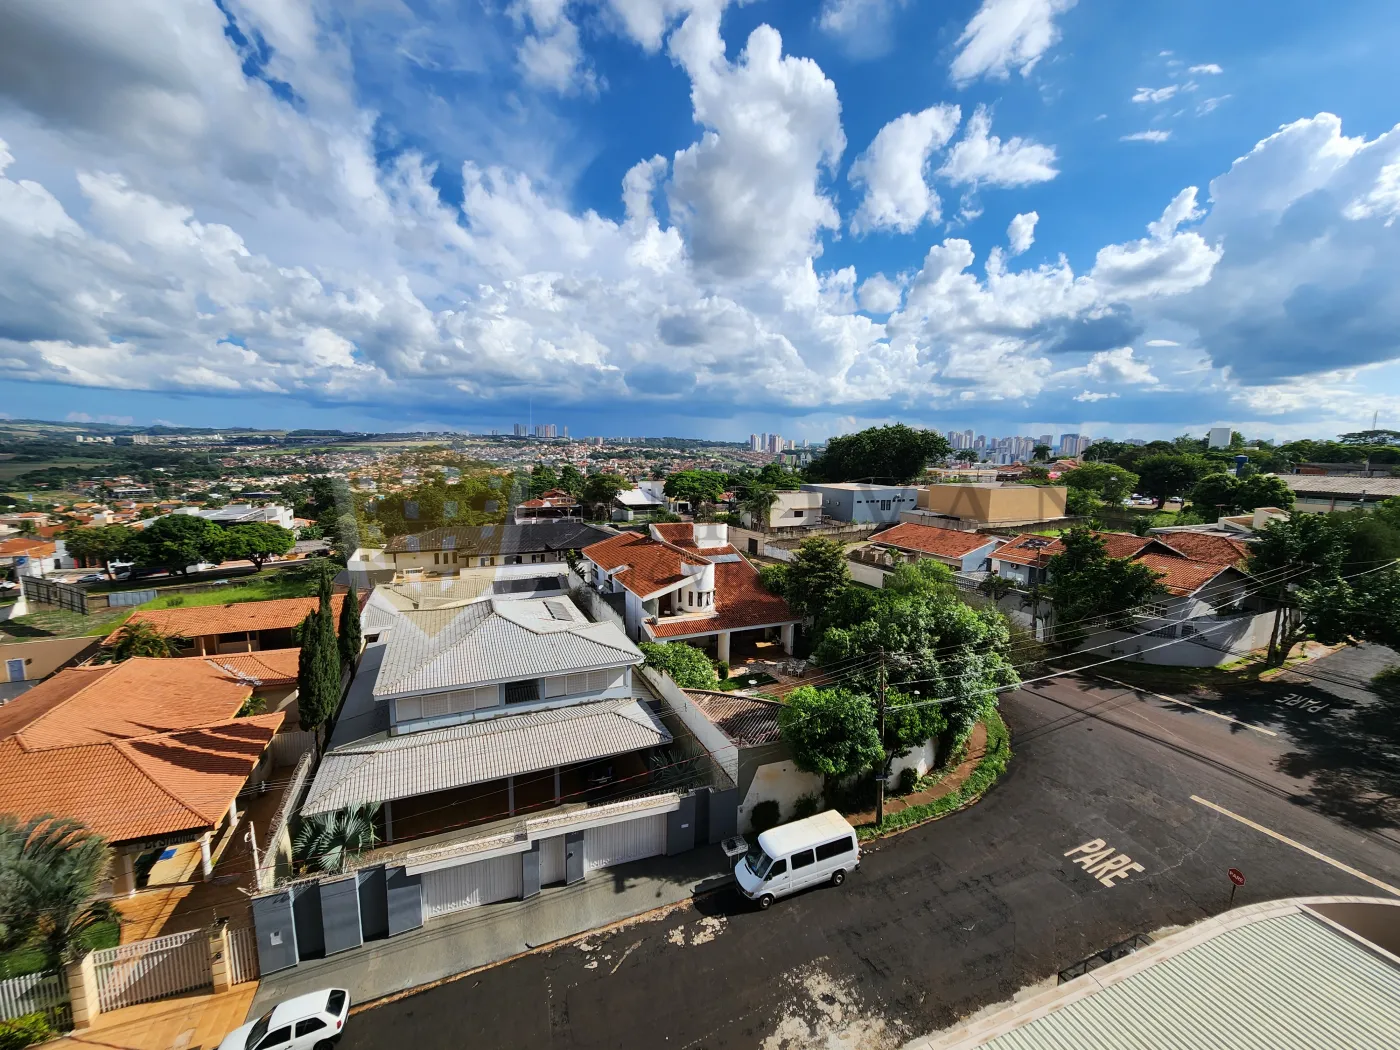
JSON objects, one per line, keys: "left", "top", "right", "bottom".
{"left": 346, "top": 651, "right": 1400, "bottom": 1049}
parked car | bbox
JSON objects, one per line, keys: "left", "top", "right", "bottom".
{"left": 217, "top": 988, "right": 350, "bottom": 1050}
{"left": 76, "top": 573, "right": 105, "bottom": 583}
{"left": 734, "top": 810, "right": 859, "bottom": 910}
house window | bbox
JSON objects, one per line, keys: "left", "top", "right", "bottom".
{"left": 505, "top": 679, "right": 540, "bottom": 705}
{"left": 397, "top": 697, "right": 422, "bottom": 721}
{"left": 479, "top": 557, "right": 490, "bottom": 566}
{"left": 434, "top": 553, "right": 440, "bottom": 565}
{"left": 687, "top": 592, "right": 693, "bottom": 607}
{"left": 880, "top": 500, "right": 892, "bottom": 511}
{"left": 1139, "top": 602, "right": 1168, "bottom": 618}
{"left": 544, "top": 677, "right": 569, "bottom": 699}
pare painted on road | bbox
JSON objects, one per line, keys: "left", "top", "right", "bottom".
{"left": 1063, "top": 839, "right": 1146, "bottom": 888}
{"left": 1273, "top": 692, "right": 1330, "bottom": 715}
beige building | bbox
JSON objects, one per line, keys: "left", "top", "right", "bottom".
{"left": 904, "top": 482, "right": 1069, "bottom": 530}
{"left": 739, "top": 490, "right": 823, "bottom": 530}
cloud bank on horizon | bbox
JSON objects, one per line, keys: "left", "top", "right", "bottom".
{"left": 1, "top": 0, "right": 1399, "bottom": 439}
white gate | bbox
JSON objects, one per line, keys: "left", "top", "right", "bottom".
{"left": 0, "top": 970, "right": 69, "bottom": 1027}
{"left": 93, "top": 929, "right": 211, "bottom": 1012}
{"left": 540, "top": 836, "right": 566, "bottom": 885}
{"left": 227, "top": 926, "right": 261, "bottom": 985}
{"left": 584, "top": 814, "right": 666, "bottom": 872}
{"left": 421, "top": 854, "right": 523, "bottom": 918}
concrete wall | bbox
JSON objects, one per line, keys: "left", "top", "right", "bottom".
{"left": 888, "top": 739, "right": 937, "bottom": 782}
{"left": 917, "top": 484, "right": 1068, "bottom": 524}
{"left": 0, "top": 636, "right": 100, "bottom": 680}
{"left": 738, "top": 758, "right": 823, "bottom": 833}
{"left": 1075, "top": 610, "right": 1275, "bottom": 667}
{"left": 801, "top": 485, "right": 919, "bottom": 525}
{"left": 640, "top": 666, "right": 739, "bottom": 781}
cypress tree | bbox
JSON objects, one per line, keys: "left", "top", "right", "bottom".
{"left": 296, "top": 611, "right": 328, "bottom": 730}
{"left": 338, "top": 587, "right": 362, "bottom": 670}
{"left": 314, "top": 571, "right": 341, "bottom": 722}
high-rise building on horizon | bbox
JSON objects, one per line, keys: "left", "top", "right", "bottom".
{"left": 513, "top": 423, "right": 526, "bottom": 437}
{"left": 749, "top": 434, "right": 759, "bottom": 451}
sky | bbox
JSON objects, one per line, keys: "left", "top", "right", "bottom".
{"left": 2, "top": 0, "right": 1400, "bottom": 444}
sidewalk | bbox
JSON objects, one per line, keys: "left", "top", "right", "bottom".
{"left": 49, "top": 984, "right": 258, "bottom": 1050}
{"left": 250, "top": 845, "right": 732, "bottom": 1019}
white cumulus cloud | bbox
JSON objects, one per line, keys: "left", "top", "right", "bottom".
{"left": 950, "top": 0, "right": 1076, "bottom": 86}
{"left": 1121, "top": 130, "right": 1171, "bottom": 143}
{"left": 1132, "top": 85, "right": 1178, "bottom": 104}
{"left": 1007, "top": 210, "right": 1038, "bottom": 255}
{"left": 1189, "top": 63, "right": 1223, "bottom": 74}
{"left": 848, "top": 104, "right": 961, "bottom": 234}
{"left": 938, "top": 105, "right": 1058, "bottom": 187}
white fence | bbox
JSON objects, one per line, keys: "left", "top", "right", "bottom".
{"left": 0, "top": 969, "right": 69, "bottom": 1027}
{"left": 92, "top": 929, "right": 211, "bottom": 1012}
{"left": 227, "top": 926, "right": 260, "bottom": 985}
{"left": 269, "top": 729, "right": 318, "bottom": 767}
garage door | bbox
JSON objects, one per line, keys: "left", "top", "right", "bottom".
{"left": 421, "top": 854, "right": 523, "bottom": 918}
{"left": 584, "top": 814, "right": 666, "bottom": 872}
{"left": 540, "top": 836, "right": 566, "bottom": 885}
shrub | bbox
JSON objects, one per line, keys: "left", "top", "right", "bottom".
{"left": 639, "top": 641, "right": 718, "bottom": 689}
{"left": 163, "top": 595, "right": 185, "bottom": 607}
{"left": 792, "top": 794, "right": 822, "bottom": 820}
{"left": 715, "top": 660, "right": 730, "bottom": 681}
{"left": 896, "top": 766, "right": 918, "bottom": 795}
{"left": 749, "top": 800, "right": 780, "bottom": 835}
{"left": 0, "top": 1013, "right": 52, "bottom": 1050}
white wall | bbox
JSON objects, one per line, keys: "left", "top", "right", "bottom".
{"left": 887, "top": 739, "right": 937, "bottom": 783}
{"left": 639, "top": 666, "right": 739, "bottom": 781}
{"left": 738, "top": 760, "right": 823, "bottom": 834}
{"left": 1075, "top": 610, "right": 1276, "bottom": 667}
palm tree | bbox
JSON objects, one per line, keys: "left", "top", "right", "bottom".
{"left": 293, "top": 804, "right": 381, "bottom": 874}
{"left": 1031, "top": 444, "right": 1052, "bottom": 463}
{"left": 740, "top": 486, "right": 779, "bottom": 530}
{"left": 105, "top": 620, "right": 180, "bottom": 661}
{"left": 0, "top": 816, "right": 117, "bottom": 968}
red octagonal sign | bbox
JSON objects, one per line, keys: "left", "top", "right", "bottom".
{"left": 1228, "top": 867, "right": 1246, "bottom": 886}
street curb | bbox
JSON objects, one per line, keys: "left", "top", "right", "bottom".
{"left": 348, "top": 875, "right": 735, "bottom": 1016}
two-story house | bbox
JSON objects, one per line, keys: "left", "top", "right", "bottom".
{"left": 299, "top": 595, "right": 684, "bottom": 919}
{"left": 582, "top": 523, "right": 800, "bottom": 664}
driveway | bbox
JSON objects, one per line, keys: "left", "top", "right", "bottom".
{"left": 342, "top": 662, "right": 1400, "bottom": 1049}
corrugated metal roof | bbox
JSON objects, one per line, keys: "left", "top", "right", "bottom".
{"left": 301, "top": 697, "right": 671, "bottom": 814}
{"left": 1282, "top": 475, "right": 1400, "bottom": 497}
{"left": 979, "top": 912, "right": 1400, "bottom": 1050}
{"left": 372, "top": 596, "right": 642, "bottom": 698}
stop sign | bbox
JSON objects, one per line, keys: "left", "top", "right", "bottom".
{"left": 1228, "top": 868, "right": 1245, "bottom": 886}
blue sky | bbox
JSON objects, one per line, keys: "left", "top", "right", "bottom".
{"left": 2, "top": 0, "right": 1400, "bottom": 443}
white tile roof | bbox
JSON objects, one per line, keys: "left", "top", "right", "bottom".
{"left": 372, "top": 596, "right": 642, "bottom": 698}
{"left": 301, "top": 697, "right": 671, "bottom": 814}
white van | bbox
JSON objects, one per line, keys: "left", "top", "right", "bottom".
{"left": 734, "top": 810, "right": 859, "bottom": 909}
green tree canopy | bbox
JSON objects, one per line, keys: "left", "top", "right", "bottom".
{"left": 663, "top": 470, "right": 727, "bottom": 506}
{"left": 739, "top": 486, "right": 779, "bottom": 529}
{"left": 293, "top": 804, "right": 381, "bottom": 875}
{"left": 782, "top": 537, "right": 852, "bottom": 618}
{"left": 338, "top": 588, "right": 362, "bottom": 668}
{"left": 1044, "top": 528, "right": 1168, "bottom": 651}
{"left": 62, "top": 525, "right": 138, "bottom": 576}
{"left": 806, "top": 424, "right": 951, "bottom": 484}
{"left": 529, "top": 463, "right": 559, "bottom": 498}
{"left": 1031, "top": 443, "right": 1052, "bottom": 462}
{"left": 1135, "top": 453, "right": 1213, "bottom": 508}
{"left": 1061, "top": 462, "right": 1139, "bottom": 506}
{"left": 0, "top": 815, "right": 117, "bottom": 968}
{"left": 756, "top": 462, "right": 804, "bottom": 489}
{"left": 106, "top": 620, "right": 181, "bottom": 661}
{"left": 582, "top": 472, "right": 628, "bottom": 510}
{"left": 220, "top": 522, "right": 295, "bottom": 570}
{"left": 778, "top": 686, "right": 883, "bottom": 796}
{"left": 135, "top": 514, "right": 225, "bottom": 574}
{"left": 557, "top": 463, "right": 585, "bottom": 496}
{"left": 639, "top": 641, "right": 718, "bottom": 689}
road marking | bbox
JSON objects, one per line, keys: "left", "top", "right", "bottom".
{"left": 1273, "top": 691, "right": 1331, "bottom": 716}
{"left": 1096, "top": 675, "right": 1278, "bottom": 736}
{"left": 1190, "top": 795, "right": 1400, "bottom": 898}
{"left": 1064, "top": 838, "right": 1146, "bottom": 888}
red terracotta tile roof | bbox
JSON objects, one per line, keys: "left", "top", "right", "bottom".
{"left": 206, "top": 648, "right": 301, "bottom": 687}
{"left": 649, "top": 557, "right": 797, "bottom": 637}
{"left": 0, "top": 713, "right": 283, "bottom": 844}
{"left": 0, "top": 658, "right": 253, "bottom": 750}
{"left": 583, "top": 531, "right": 708, "bottom": 598}
{"left": 105, "top": 594, "right": 345, "bottom": 645}
{"left": 992, "top": 531, "right": 1164, "bottom": 569}
{"left": 0, "top": 537, "right": 56, "bottom": 557}
{"left": 685, "top": 690, "right": 783, "bottom": 746}
{"left": 871, "top": 523, "right": 1000, "bottom": 560}
{"left": 1153, "top": 532, "right": 1251, "bottom": 568}
{"left": 1136, "top": 554, "right": 1231, "bottom": 596}
{"left": 650, "top": 523, "right": 697, "bottom": 547}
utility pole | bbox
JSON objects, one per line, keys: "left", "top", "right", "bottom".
{"left": 875, "top": 648, "right": 887, "bottom": 827}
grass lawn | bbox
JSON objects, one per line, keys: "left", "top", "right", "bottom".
{"left": 716, "top": 670, "right": 779, "bottom": 691}
{"left": 0, "top": 605, "right": 131, "bottom": 641}
{"left": 0, "top": 920, "right": 120, "bottom": 979}
{"left": 133, "top": 574, "right": 320, "bottom": 611}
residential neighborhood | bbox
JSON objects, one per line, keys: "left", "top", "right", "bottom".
{"left": 3, "top": 0, "right": 1400, "bottom": 1044}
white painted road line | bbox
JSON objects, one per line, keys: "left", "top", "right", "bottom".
{"left": 1190, "top": 795, "right": 1400, "bottom": 898}
{"left": 1096, "top": 675, "right": 1278, "bottom": 736}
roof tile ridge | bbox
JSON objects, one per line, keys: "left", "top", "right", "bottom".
{"left": 13, "top": 663, "right": 121, "bottom": 750}
{"left": 110, "top": 738, "right": 210, "bottom": 824}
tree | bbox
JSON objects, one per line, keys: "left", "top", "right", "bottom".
{"left": 1061, "top": 462, "right": 1139, "bottom": 507}
{"left": 1135, "top": 454, "right": 1212, "bottom": 508}
{"left": 1031, "top": 443, "right": 1052, "bottom": 463}
{"left": 777, "top": 686, "right": 883, "bottom": 798}
{"left": 805, "top": 424, "right": 952, "bottom": 484}
{"left": 135, "top": 514, "right": 225, "bottom": 574}
{"left": 1188, "top": 471, "right": 1241, "bottom": 516}
{"left": 338, "top": 588, "right": 362, "bottom": 669}
{"left": 582, "top": 472, "right": 628, "bottom": 514}
{"left": 295, "top": 582, "right": 341, "bottom": 729}
{"left": 756, "top": 462, "right": 803, "bottom": 490}
{"left": 758, "top": 562, "right": 789, "bottom": 597}
{"left": 782, "top": 538, "right": 851, "bottom": 618}
{"left": 881, "top": 689, "right": 947, "bottom": 781}
{"left": 1248, "top": 513, "right": 1350, "bottom": 664}
{"left": 220, "top": 522, "right": 295, "bottom": 570}
{"left": 558, "top": 464, "right": 585, "bottom": 497}
{"left": 293, "top": 804, "right": 381, "bottom": 874}
{"left": 1238, "top": 473, "right": 1295, "bottom": 512}
{"left": 0, "top": 816, "right": 117, "bottom": 968}
{"left": 663, "top": 470, "right": 727, "bottom": 507}
{"left": 106, "top": 620, "right": 180, "bottom": 661}
{"left": 1300, "top": 565, "right": 1400, "bottom": 651}
{"left": 739, "top": 486, "right": 779, "bottom": 529}
{"left": 1044, "top": 528, "right": 1169, "bottom": 651}
{"left": 529, "top": 463, "right": 559, "bottom": 498}
{"left": 639, "top": 641, "right": 718, "bottom": 689}
{"left": 61, "top": 525, "right": 138, "bottom": 576}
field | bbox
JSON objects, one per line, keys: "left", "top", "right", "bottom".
{"left": 0, "top": 605, "right": 131, "bottom": 640}
{"left": 132, "top": 573, "right": 320, "bottom": 611}
{"left": 0, "top": 456, "right": 95, "bottom": 482}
